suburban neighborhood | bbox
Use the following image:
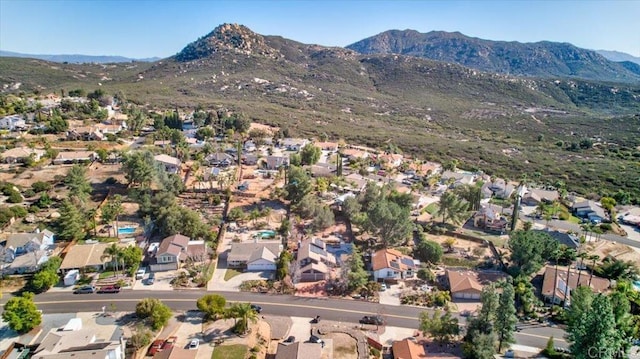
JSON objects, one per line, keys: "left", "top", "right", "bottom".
{"left": 0, "top": 91, "right": 639, "bottom": 359}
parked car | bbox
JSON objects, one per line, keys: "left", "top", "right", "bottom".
{"left": 146, "top": 272, "right": 155, "bottom": 285}
{"left": 73, "top": 285, "right": 95, "bottom": 294}
{"left": 359, "top": 315, "right": 384, "bottom": 325}
{"left": 379, "top": 283, "right": 387, "bottom": 291}
{"left": 309, "top": 335, "right": 324, "bottom": 344}
{"left": 135, "top": 268, "right": 146, "bottom": 280}
{"left": 147, "top": 242, "right": 160, "bottom": 255}
{"left": 97, "top": 285, "right": 120, "bottom": 294}
{"left": 284, "top": 336, "right": 295, "bottom": 343}
{"left": 250, "top": 304, "right": 262, "bottom": 313}
{"left": 188, "top": 339, "right": 199, "bottom": 350}
{"left": 147, "top": 339, "right": 164, "bottom": 356}
{"left": 504, "top": 349, "right": 515, "bottom": 358}
{"left": 162, "top": 336, "right": 176, "bottom": 350}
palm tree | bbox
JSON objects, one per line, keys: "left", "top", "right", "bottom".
{"left": 551, "top": 249, "right": 562, "bottom": 307}
{"left": 101, "top": 243, "right": 122, "bottom": 277}
{"left": 576, "top": 252, "right": 588, "bottom": 286}
{"left": 564, "top": 248, "right": 577, "bottom": 303}
{"left": 436, "top": 191, "right": 469, "bottom": 225}
{"left": 588, "top": 254, "right": 600, "bottom": 287}
{"left": 229, "top": 302, "right": 258, "bottom": 334}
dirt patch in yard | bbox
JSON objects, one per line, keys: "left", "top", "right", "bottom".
{"left": 327, "top": 332, "right": 357, "bottom": 359}
{"left": 586, "top": 240, "right": 640, "bottom": 263}
{"left": 425, "top": 233, "right": 489, "bottom": 257}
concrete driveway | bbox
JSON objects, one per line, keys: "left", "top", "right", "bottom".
{"left": 132, "top": 270, "right": 177, "bottom": 291}
{"left": 208, "top": 254, "right": 274, "bottom": 292}
{"left": 378, "top": 284, "right": 401, "bottom": 306}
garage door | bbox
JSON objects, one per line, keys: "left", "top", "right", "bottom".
{"left": 247, "top": 263, "right": 276, "bottom": 271}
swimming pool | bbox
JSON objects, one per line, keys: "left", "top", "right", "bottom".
{"left": 118, "top": 227, "right": 137, "bottom": 235}
{"left": 256, "top": 230, "right": 276, "bottom": 239}
{"left": 633, "top": 281, "right": 640, "bottom": 292}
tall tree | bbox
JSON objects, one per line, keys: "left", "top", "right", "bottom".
{"left": 420, "top": 309, "right": 460, "bottom": 344}
{"left": 347, "top": 246, "right": 368, "bottom": 291}
{"left": 436, "top": 191, "right": 469, "bottom": 225}
{"left": 285, "top": 166, "right": 312, "bottom": 205}
{"left": 65, "top": 164, "right": 91, "bottom": 200}
{"left": 494, "top": 280, "right": 518, "bottom": 351}
{"left": 567, "top": 294, "right": 623, "bottom": 359}
{"left": 508, "top": 230, "right": 560, "bottom": 276}
{"left": 101, "top": 243, "right": 122, "bottom": 276}
{"left": 57, "top": 199, "right": 85, "bottom": 241}
{"left": 300, "top": 144, "right": 321, "bottom": 165}
{"left": 135, "top": 298, "right": 172, "bottom": 331}
{"left": 364, "top": 199, "right": 412, "bottom": 246}
{"left": 228, "top": 302, "right": 258, "bottom": 334}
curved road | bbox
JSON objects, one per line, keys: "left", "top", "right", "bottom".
{"left": 2, "top": 289, "right": 568, "bottom": 350}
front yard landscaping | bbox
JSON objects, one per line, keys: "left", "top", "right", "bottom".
{"left": 212, "top": 344, "right": 248, "bottom": 359}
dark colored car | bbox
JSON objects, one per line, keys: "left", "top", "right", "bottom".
{"left": 359, "top": 315, "right": 384, "bottom": 325}
{"left": 309, "top": 335, "right": 324, "bottom": 344}
{"left": 284, "top": 336, "right": 295, "bottom": 343}
{"left": 250, "top": 304, "right": 262, "bottom": 313}
{"left": 97, "top": 285, "right": 121, "bottom": 294}
{"left": 147, "top": 339, "right": 164, "bottom": 356}
{"left": 73, "top": 285, "right": 95, "bottom": 294}
{"left": 146, "top": 272, "right": 155, "bottom": 285}
{"left": 162, "top": 336, "right": 177, "bottom": 350}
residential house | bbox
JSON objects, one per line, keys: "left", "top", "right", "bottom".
{"left": 154, "top": 154, "right": 182, "bottom": 174}
{"left": 572, "top": 200, "right": 607, "bottom": 223}
{"left": 297, "top": 238, "right": 336, "bottom": 282}
{"left": 0, "top": 114, "right": 26, "bottom": 131}
{"left": 280, "top": 138, "right": 308, "bottom": 151}
{"left": 408, "top": 161, "right": 442, "bottom": 178}
{"left": 379, "top": 153, "right": 404, "bottom": 168}
{"left": 541, "top": 266, "right": 610, "bottom": 305}
{"left": 266, "top": 155, "right": 289, "bottom": 170}
{"left": 274, "top": 341, "right": 322, "bottom": 359}
{"left": 473, "top": 204, "right": 508, "bottom": 233}
{"left": 242, "top": 154, "right": 259, "bottom": 165}
{"left": 371, "top": 248, "right": 419, "bottom": 282}
{"left": 59, "top": 242, "right": 123, "bottom": 273}
{"left": 206, "top": 152, "right": 234, "bottom": 167}
{"left": 1, "top": 147, "right": 46, "bottom": 164}
{"left": 32, "top": 321, "right": 124, "bottom": 359}
{"left": 153, "top": 140, "right": 172, "bottom": 148}
{"left": 315, "top": 141, "right": 339, "bottom": 152}
{"left": 481, "top": 179, "right": 516, "bottom": 200}
{"left": 52, "top": 151, "right": 98, "bottom": 165}
{"left": 441, "top": 171, "right": 476, "bottom": 188}
{"left": 343, "top": 173, "right": 368, "bottom": 192}
{"left": 3, "top": 250, "right": 48, "bottom": 274}
{"left": 392, "top": 338, "right": 427, "bottom": 359}
{"left": 522, "top": 188, "right": 560, "bottom": 206}
{"left": 309, "top": 163, "right": 335, "bottom": 178}
{"left": 66, "top": 126, "right": 104, "bottom": 141}
{"left": 446, "top": 269, "right": 508, "bottom": 300}
{"left": 534, "top": 229, "right": 579, "bottom": 249}
{"left": 149, "top": 234, "right": 191, "bottom": 272}
{"left": 1, "top": 229, "right": 54, "bottom": 263}
{"left": 341, "top": 148, "right": 369, "bottom": 162}
{"left": 95, "top": 121, "right": 126, "bottom": 135}
{"left": 244, "top": 140, "right": 257, "bottom": 152}
{"left": 227, "top": 242, "right": 282, "bottom": 271}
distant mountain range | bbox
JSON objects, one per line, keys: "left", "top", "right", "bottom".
{"left": 595, "top": 50, "right": 640, "bottom": 65}
{"left": 0, "top": 50, "right": 160, "bottom": 64}
{"left": 346, "top": 30, "right": 640, "bottom": 82}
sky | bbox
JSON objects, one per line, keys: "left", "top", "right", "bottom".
{"left": 1, "top": 0, "right": 639, "bottom": 58}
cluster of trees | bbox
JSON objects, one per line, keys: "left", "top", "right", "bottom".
{"left": 463, "top": 280, "right": 517, "bottom": 358}
{"left": 196, "top": 294, "right": 258, "bottom": 334}
{"left": 414, "top": 231, "right": 444, "bottom": 264}
{"left": 135, "top": 298, "right": 172, "bottom": 331}
{"left": 420, "top": 309, "right": 459, "bottom": 344}
{"left": 100, "top": 243, "right": 143, "bottom": 277}
{"left": 342, "top": 183, "right": 413, "bottom": 247}
{"left": 1, "top": 182, "right": 23, "bottom": 204}
{"left": 566, "top": 285, "right": 636, "bottom": 358}
{"left": 508, "top": 230, "right": 562, "bottom": 276}
{"left": 30, "top": 256, "right": 62, "bottom": 292}
{"left": 54, "top": 164, "right": 98, "bottom": 241}
{"left": 290, "top": 144, "right": 321, "bottom": 166}
{"left": 293, "top": 195, "right": 335, "bottom": 232}
{"left": 0, "top": 205, "right": 29, "bottom": 227}
{"left": 2, "top": 292, "right": 42, "bottom": 334}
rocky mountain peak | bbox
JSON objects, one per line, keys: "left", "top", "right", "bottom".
{"left": 175, "top": 23, "right": 277, "bottom": 62}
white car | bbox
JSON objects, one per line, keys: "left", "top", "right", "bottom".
{"left": 188, "top": 339, "right": 199, "bottom": 350}
{"left": 135, "top": 268, "right": 146, "bottom": 279}
{"left": 380, "top": 283, "right": 387, "bottom": 291}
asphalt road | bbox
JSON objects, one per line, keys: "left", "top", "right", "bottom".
{"left": 7, "top": 290, "right": 568, "bottom": 350}
{"left": 523, "top": 215, "right": 640, "bottom": 249}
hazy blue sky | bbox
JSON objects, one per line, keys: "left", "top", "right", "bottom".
{"left": 1, "top": 0, "right": 639, "bottom": 58}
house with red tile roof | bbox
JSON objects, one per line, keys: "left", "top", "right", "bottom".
{"left": 372, "top": 248, "right": 419, "bottom": 282}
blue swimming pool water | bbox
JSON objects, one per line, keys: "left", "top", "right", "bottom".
{"left": 257, "top": 230, "right": 276, "bottom": 238}
{"left": 118, "top": 227, "right": 136, "bottom": 235}
{"left": 633, "top": 281, "right": 640, "bottom": 291}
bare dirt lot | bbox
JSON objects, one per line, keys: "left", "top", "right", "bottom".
{"left": 586, "top": 240, "right": 640, "bottom": 263}
{"left": 425, "top": 233, "right": 489, "bottom": 258}
{"left": 326, "top": 332, "right": 357, "bottom": 359}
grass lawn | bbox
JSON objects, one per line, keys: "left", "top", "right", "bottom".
{"left": 425, "top": 202, "right": 439, "bottom": 215}
{"left": 567, "top": 215, "right": 582, "bottom": 224}
{"left": 211, "top": 344, "right": 248, "bottom": 359}
{"left": 224, "top": 268, "right": 242, "bottom": 281}
{"left": 98, "top": 271, "right": 116, "bottom": 279}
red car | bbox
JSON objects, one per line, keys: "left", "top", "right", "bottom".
{"left": 162, "top": 336, "right": 177, "bottom": 350}
{"left": 147, "top": 339, "right": 164, "bottom": 356}
{"left": 97, "top": 285, "right": 121, "bottom": 294}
